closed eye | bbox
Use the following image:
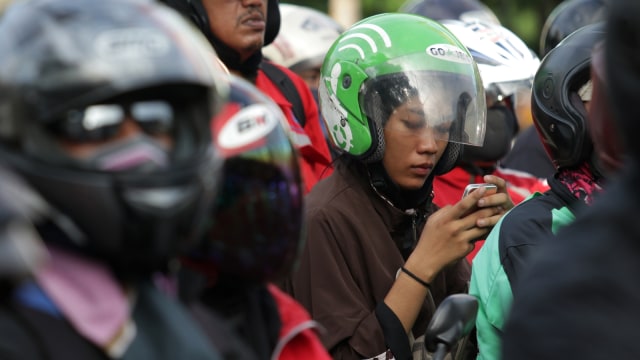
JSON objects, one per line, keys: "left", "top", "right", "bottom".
{"left": 401, "top": 119, "right": 426, "bottom": 130}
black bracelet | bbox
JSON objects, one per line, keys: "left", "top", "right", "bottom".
{"left": 400, "top": 266, "right": 431, "bottom": 290}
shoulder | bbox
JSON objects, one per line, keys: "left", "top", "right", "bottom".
{"left": 261, "top": 62, "right": 310, "bottom": 90}
{"left": 258, "top": 61, "right": 313, "bottom": 98}
{"left": 497, "top": 191, "right": 571, "bottom": 246}
{"left": 306, "top": 169, "right": 367, "bottom": 213}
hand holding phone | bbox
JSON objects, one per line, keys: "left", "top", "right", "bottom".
{"left": 462, "top": 183, "right": 498, "bottom": 199}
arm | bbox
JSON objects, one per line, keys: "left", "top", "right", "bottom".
{"left": 286, "top": 209, "right": 391, "bottom": 359}
{"left": 385, "top": 187, "right": 503, "bottom": 334}
{"left": 469, "top": 220, "right": 513, "bottom": 360}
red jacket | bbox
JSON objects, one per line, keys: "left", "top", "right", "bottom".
{"left": 433, "top": 166, "right": 549, "bottom": 261}
{"left": 267, "top": 284, "right": 331, "bottom": 360}
{"left": 255, "top": 64, "right": 333, "bottom": 193}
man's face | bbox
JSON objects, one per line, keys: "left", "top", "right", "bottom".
{"left": 202, "top": 0, "right": 268, "bottom": 62}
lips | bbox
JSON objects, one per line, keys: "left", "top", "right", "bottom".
{"left": 410, "top": 163, "right": 433, "bottom": 176}
{"left": 413, "top": 163, "right": 434, "bottom": 170}
{"left": 240, "top": 12, "right": 265, "bottom": 30}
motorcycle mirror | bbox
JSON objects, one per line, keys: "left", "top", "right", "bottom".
{"left": 424, "top": 294, "right": 478, "bottom": 353}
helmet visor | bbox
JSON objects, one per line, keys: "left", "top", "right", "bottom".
{"left": 487, "top": 79, "right": 533, "bottom": 130}
{"left": 362, "top": 69, "right": 486, "bottom": 146}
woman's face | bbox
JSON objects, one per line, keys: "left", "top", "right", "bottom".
{"left": 382, "top": 96, "right": 450, "bottom": 190}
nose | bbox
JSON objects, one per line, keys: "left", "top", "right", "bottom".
{"left": 116, "top": 116, "right": 145, "bottom": 140}
{"left": 116, "top": 116, "right": 174, "bottom": 150}
{"left": 241, "top": 0, "right": 264, "bottom": 7}
{"left": 416, "top": 128, "right": 439, "bottom": 154}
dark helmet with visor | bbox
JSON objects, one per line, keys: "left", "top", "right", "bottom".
{"left": 532, "top": 22, "right": 605, "bottom": 172}
{"left": 0, "top": 0, "right": 229, "bottom": 276}
{"left": 186, "top": 75, "right": 304, "bottom": 284}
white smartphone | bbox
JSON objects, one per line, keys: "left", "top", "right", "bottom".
{"left": 462, "top": 183, "right": 498, "bottom": 199}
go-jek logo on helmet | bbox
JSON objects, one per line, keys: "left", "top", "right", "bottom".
{"left": 426, "top": 44, "right": 473, "bottom": 64}
{"left": 321, "top": 63, "right": 354, "bottom": 152}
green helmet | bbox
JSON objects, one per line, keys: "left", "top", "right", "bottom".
{"left": 318, "top": 13, "right": 486, "bottom": 170}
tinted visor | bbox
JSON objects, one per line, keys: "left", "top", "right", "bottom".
{"left": 51, "top": 100, "right": 175, "bottom": 143}
{"left": 486, "top": 79, "right": 533, "bottom": 131}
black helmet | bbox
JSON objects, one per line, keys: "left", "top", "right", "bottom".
{"left": 0, "top": 0, "right": 228, "bottom": 276}
{"left": 605, "top": 0, "right": 640, "bottom": 163}
{"left": 186, "top": 75, "right": 304, "bottom": 284}
{"left": 400, "top": 0, "right": 500, "bottom": 25}
{"left": 532, "top": 22, "right": 605, "bottom": 171}
{"left": 539, "top": 0, "right": 607, "bottom": 57}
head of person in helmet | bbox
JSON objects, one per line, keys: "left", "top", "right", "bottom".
{"left": 532, "top": 22, "right": 606, "bottom": 179}
{"left": 263, "top": 4, "right": 343, "bottom": 90}
{"left": 185, "top": 74, "right": 303, "bottom": 285}
{"left": 605, "top": 0, "right": 640, "bottom": 165}
{"left": 588, "top": 39, "right": 623, "bottom": 175}
{"left": 160, "top": 0, "right": 281, "bottom": 80}
{"left": 319, "top": 13, "right": 485, "bottom": 206}
{"left": 0, "top": 0, "right": 228, "bottom": 278}
{"left": 442, "top": 19, "right": 540, "bottom": 167}
{"left": 539, "top": 0, "right": 607, "bottom": 58}
{"left": 400, "top": 0, "right": 501, "bottom": 25}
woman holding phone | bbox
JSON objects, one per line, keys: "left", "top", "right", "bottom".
{"left": 280, "top": 13, "right": 514, "bottom": 360}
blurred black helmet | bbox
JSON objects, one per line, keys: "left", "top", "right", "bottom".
{"left": 539, "top": 0, "right": 607, "bottom": 57}
{"left": 186, "top": 75, "right": 304, "bottom": 284}
{"left": 400, "top": 0, "right": 500, "bottom": 25}
{"left": 588, "top": 40, "right": 623, "bottom": 174}
{"left": 0, "top": 0, "right": 228, "bottom": 276}
{"left": 532, "top": 22, "right": 605, "bottom": 171}
{"left": 606, "top": 0, "right": 640, "bottom": 163}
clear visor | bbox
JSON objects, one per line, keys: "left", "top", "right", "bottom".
{"left": 487, "top": 79, "right": 533, "bottom": 130}
{"left": 361, "top": 70, "right": 486, "bottom": 146}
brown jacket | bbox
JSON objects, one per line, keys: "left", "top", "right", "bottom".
{"left": 281, "top": 162, "right": 471, "bottom": 359}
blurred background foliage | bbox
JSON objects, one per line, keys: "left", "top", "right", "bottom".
{"left": 283, "top": 0, "right": 566, "bottom": 58}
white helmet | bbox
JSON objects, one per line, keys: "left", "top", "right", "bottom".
{"left": 441, "top": 19, "right": 540, "bottom": 130}
{"left": 262, "top": 4, "right": 343, "bottom": 72}
{"left": 400, "top": 0, "right": 501, "bottom": 26}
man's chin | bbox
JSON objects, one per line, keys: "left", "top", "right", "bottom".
{"left": 237, "top": 41, "right": 264, "bottom": 61}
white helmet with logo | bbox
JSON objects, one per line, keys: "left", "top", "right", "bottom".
{"left": 262, "top": 4, "right": 343, "bottom": 72}
{"left": 441, "top": 19, "right": 540, "bottom": 130}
